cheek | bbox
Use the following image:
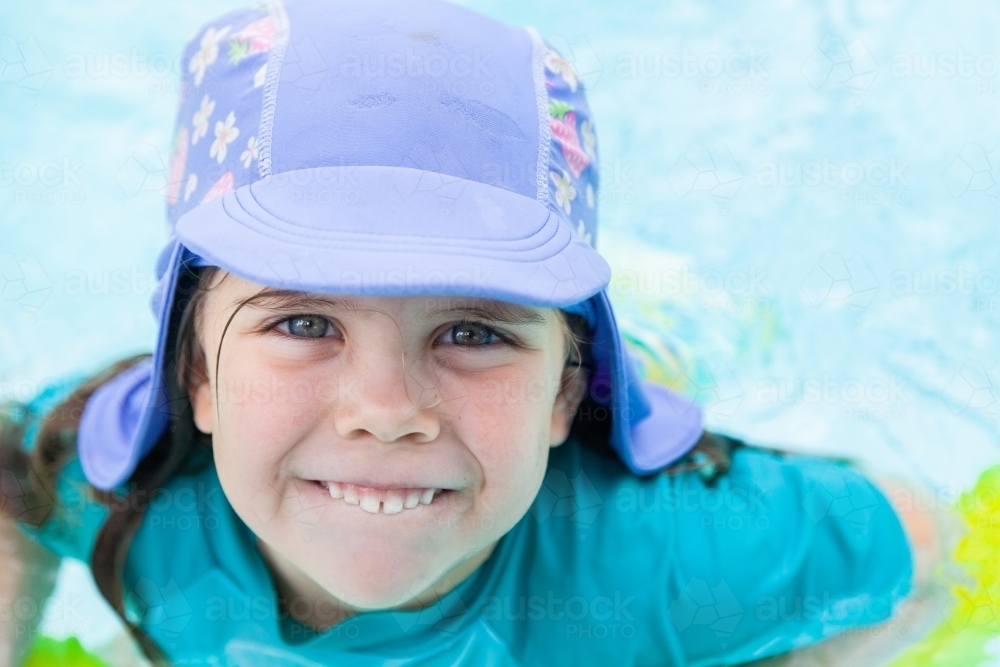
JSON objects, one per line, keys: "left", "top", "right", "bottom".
{"left": 462, "top": 373, "right": 551, "bottom": 440}
{"left": 214, "top": 345, "right": 331, "bottom": 437}
{"left": 452, "top": 367, "right": 558, "bottom": 503}
{"left": 211, "top": 350, "right": 329, "bottom": 505}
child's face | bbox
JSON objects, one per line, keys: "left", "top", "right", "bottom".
{"left": 189, "top": 272, "right": 587, "bottom": 611}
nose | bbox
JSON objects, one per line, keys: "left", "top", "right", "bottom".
{"left": 332, "top": 337, "right": 441, "bottom": 444}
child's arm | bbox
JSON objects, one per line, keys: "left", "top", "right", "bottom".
{"left": 655, "top": 444, "right": 917, "bottom": 665}
{"left": 739, "top": 473, "right": 964, "bottom": 666}
{"left": 0, "top": 372, "right": 98, "bottom": 666}
{"left": 0, "top": 513, "right": 62, "bottom": 666}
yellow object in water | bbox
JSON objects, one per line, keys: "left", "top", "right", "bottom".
{"left": 22, "top": 636, "right": 109, "bottom": 667}
{"left": 889, "top": 465, "right": 1000, "bottom": 666}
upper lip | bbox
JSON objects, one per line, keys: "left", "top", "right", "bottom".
{"left": 310, "top": 478, "right": 448, "bottom": 490}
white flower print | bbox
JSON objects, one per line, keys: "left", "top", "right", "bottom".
{"left": 241, "top": 135, "right": 258, "bottom": 169}
{"left": 210, "top": 111, "right": 240, "bottom": 163}
{"left": 192, "top": 94, "right": 215, "bottom": 145}
{"left": 544, "top": 51, "right": 578, "bottom": 92}
{"left": 189, "top": 24, "right": 231, "bottom": 86}
{"left": 184, "top": 173, "right": 198, "bottom": 202}
{"left": 550, "top": 170, "right": 576, "bottom": 215}
{"left": 575, "top": 220, "right": 592, "bottom": 245}
{"left": 580, "top": 120, "right": 596, "bottom": 160}
{"left": 253, "top": 63, "right": 267, "bottom": 88}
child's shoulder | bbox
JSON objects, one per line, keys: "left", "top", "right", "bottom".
{"left": 547, "top": 435, "right": 911, "bottom": 561}
{"left": 125, "top": 455, "right": 259, "bottom": 596}
{"left": 521, "top": 437, "right": 913, "bottom": 664}
{"left": 553, "top": 433, "right": 899, "bottom": 523}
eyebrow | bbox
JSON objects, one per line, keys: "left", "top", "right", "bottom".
{"left": 435, "top": 301, "right": 548, "bottom": 326}
{"left": 239, "top": 288, "right": 548, "bottom": 326}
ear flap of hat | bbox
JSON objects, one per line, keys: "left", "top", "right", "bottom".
{"left": 83, "top": 241, "right": 207, "bottom": 491}
{"left": 79, "top": 357, "right": 168, "bottom": 491}
{"left": 587, "top": 291, "right": 704, "bottom": 474}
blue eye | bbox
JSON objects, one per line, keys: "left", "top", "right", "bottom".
{"left": 272, "top": 317, "right": 508, "bottom": 346}
{"left": 442, "top": 321, "right": 503, "bottom": 346}
{"left": 281, "top": 315, "right": 332, "bottom": 338}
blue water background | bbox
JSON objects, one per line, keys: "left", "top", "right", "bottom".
{"left": 1, "top": 0, "right": 998, "bottom": 650}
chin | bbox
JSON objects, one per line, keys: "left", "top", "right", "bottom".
{"left": 305, "top": 550, "right": 451, "bottom": 610}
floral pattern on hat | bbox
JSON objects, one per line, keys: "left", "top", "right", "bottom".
{"left": 544, "top": 50, "right": 578, "bottom": 92}
{"left": 202, "top": 171, "right": 234, "bottom": 203}
{"left": 189, "top": 25, "right": 231, "bottom": 86}
{"left": 166, "top": 4, "right": 278, "bottom": 231}
{"left": 541, "top": 39, "right": 599, "bottom": 248}
{"left": 191, "top": 94, "right": 215, "bottom": 145}
{"left": 580, "top": 120, "right": 596, "bottom": 161}
{"left": 166, "top": 126, "right": 189, "bottom": 206}
{"left": 210, "top": 111, "right": 240, "bottom": 163}
{"left": 241, "top": 136, "right": 259, "bottom": 169}
{"left": 550, "top": 169, "right": 576, "bottom": 215}
{"left": 184, "top": 173, "right": 198, "bottom": 202}
{"left": 549, "top": 100, "right": 590, "bottom": 179}
{"left": 166, "top": 10, "right": 603, "bottom": 259}
{"left": 227, "top": 16, "right": 276, "bottom": 65}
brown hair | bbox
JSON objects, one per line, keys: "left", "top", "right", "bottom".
{"left": 0, "top": 262, "right": 217, "bottom": 665}
{"left": 0, "top": 265, "right": 737, "bottom": 663}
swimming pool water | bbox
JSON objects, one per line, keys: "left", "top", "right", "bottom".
{"left": 2, "top": 0, "right": 998, "bottom": 655}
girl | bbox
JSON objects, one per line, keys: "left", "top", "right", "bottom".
{"left": 1, "top": 0, "right": 925, "bottom": 664}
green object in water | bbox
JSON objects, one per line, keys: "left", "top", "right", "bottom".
{"left": 889, "top": 464, "right": 1000, "bottom": 666}
{"left": 22, "top": 635, "right": 109, "bottom": 667}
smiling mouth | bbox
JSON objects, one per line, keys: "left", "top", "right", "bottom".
{"left": 310, "top": 480, "right": 450, "bottom": 515}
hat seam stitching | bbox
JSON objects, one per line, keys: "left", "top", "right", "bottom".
{"left": 526, "top": 26, "right": 552, "bottom": 207}
{"left": 257, "top": 0, "right": 291, "bottom": 178}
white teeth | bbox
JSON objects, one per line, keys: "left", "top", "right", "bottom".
{"left": 404, "top": 490, "right": 421, "bottom": 509}
{"left": 383, "top": 495, "right": 404, "bottom": 514}
{"left": 359, "top": 493, "right": 381, "bottom": 514}
{"left": 322, "top": 482, "right": 443, "bottom": 513}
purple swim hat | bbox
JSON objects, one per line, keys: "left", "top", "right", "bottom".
{"left": 78, "top": 0, "right": 703, "bottom": 491}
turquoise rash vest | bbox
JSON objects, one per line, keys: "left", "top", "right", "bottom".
{"left": 11, "top": 376, "right": 913, "bottom": 666}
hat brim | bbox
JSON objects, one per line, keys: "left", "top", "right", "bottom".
{"left": 175, "top": 165, "right": 611, "bottom": 308}
{"left": 79, "top": 167, "right": 702, "bottom": 490}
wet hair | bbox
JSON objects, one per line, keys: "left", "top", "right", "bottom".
{"left": 0, "top": 264, "right": 739, "bottom": 663}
